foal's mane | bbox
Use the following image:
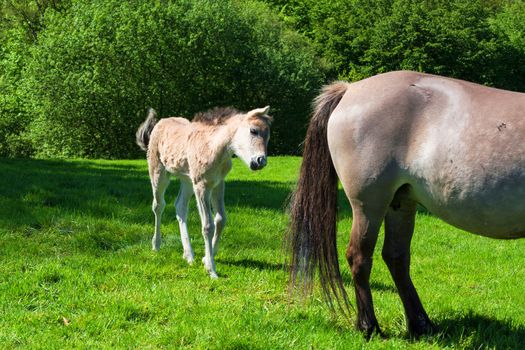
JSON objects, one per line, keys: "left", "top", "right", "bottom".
{"left": 192, "top": 107, "right": 240, "bottom": 125}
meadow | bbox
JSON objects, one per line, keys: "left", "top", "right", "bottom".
{"left": 0, "top": 157, "right": 524, "bottom": 349}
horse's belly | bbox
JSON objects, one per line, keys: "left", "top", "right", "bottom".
{"left": 413, "top": 182, "right": 525, "bottom": 238}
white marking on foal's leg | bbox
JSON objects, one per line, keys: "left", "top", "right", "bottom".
{"left": 151, "top": 169, "right": 170, "bottom": 251}
{"left": 194, "top": 184, "right": 218, "bottom": 279}
{"left": 176, "top": 179, "right": 194, "bottom": 264}
{"left": 211, "top": 181, "right": 226, "bottom": 257}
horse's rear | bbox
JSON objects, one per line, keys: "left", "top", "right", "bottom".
{"left": 328, "top": 71, "right": 525, "bottom": 238}
{"left": 289, "top": 70, "right": 525, "bottom": 337}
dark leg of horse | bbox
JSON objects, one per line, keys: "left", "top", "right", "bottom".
{"left": 382, "top": 189, "right": 434, "bottom": 337}
{"left": 346, "top": 203, "right": 385, "bottom": 338}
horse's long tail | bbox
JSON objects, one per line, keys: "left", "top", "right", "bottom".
{"left": 136, "top": 108, "right": 158, "bottom": 151}
{"left": 288, "top": 81, "right": 350, "bottom": 314}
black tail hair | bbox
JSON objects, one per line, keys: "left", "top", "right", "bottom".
{"left": 287, "top": 81, "right": 351, "bottom": 315}
{"left": 136, "top": 108, "right": 158, "bottom": 151}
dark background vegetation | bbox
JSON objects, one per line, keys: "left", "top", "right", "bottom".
{"left": 2, "top": 0, "right": 525, "bottom": 158}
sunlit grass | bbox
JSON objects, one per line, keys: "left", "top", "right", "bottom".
{"left": 1, "top": 157, "right": 524, "bottom": 349}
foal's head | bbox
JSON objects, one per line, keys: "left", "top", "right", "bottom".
{"left": 231, "top": 106, "right": 272, "bottom": 170}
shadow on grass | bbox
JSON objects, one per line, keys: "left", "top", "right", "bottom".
{"left": 0, "top": 158, "right": 297, "bottom": 231}
{"left": 430, "top": 312, "right": 525, "bottom": 349}
{"left": 220, "top": 257, "right": 285, "bottom": 272}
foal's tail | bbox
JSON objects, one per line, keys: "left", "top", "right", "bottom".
{"left": 287, "top": 81, "right": 350, "bottom": 314}
{"left": 136, "top": 108, "right": 158, "bottom": 151}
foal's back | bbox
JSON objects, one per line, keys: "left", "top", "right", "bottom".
{"left": 148, "top": 117, "right": 191, "bottom": 176}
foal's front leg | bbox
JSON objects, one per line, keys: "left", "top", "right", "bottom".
{"left": 193, "top": 182, "right": 218, "bottom": 278}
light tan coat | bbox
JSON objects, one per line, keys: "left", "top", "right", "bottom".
{"left": 137, "top": 106, "right": 271, "bottom": 278}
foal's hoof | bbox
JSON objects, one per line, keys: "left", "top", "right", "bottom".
{"left": 151, "top": 240, "right": 161, "bottom": 252}
{"left": 183, "top": 253, "right": 194, "bottom": 265}
{"left": 202, "top": 257, "right": 218, "bottom": 279}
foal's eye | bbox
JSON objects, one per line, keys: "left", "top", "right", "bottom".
{"left": 250, "top": 128, "right": 258, "bottom": 136}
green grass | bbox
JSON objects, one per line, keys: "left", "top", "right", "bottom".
{"left": 1, "top": 157, "right": 524, "bottom": 349}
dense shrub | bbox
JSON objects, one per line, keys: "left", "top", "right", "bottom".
{"left": 3, "top": 0, "right": 525, "bottom": 158}
{"left": 266, "top": 0, "right": 525, "bottom": 90}
{"left": 0, "top": 27, "right": 34, "bottom": 157}
{"left": 21, "top": 0, "right": 324, "bottom": 158}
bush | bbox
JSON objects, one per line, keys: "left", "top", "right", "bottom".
{"left": 23, "top": 0, "right": 325, "bottom": 158}
{"left": 0, "top": 27, "right": 34, "bottom": 157}
{"left": 266, "top": 0, "right": 525, "bottom": 90}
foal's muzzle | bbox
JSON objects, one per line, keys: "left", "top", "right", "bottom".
{"left": 250, "top": 155, "right": 267, "bottom": 170}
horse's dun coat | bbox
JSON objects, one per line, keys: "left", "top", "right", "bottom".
{"left": 137, "top": 106, "right": 272, "bottom": 278}
{"left": 289, "top": 70, "right": 525, "bottom": 337}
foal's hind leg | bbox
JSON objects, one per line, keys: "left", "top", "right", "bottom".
{"left": 382, "top": 187, "right": 434, "bottom": 336}
{"left": 347, "top": 199, "right": 389, "bottom": 338}
{"left": 150, "top": 167, "right": 170, "bottom": 251}
{"left": 211, "top": 181, "right": 226, "bottom": 257}
{"left": 175, "top": 177, "right": 194, "bottom": 264}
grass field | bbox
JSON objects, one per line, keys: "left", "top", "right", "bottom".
{"left": 1, "top": 157, "right": 524, "bottom": 349}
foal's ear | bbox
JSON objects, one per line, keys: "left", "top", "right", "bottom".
{"left": 247, "top": 106, "right": 270, "bottom": 116}
{"left": 247, "top": 106, "right": 272, "bottom": 124}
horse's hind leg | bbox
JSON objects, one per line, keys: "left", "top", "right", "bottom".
{"left": 211, "top": 180, "right": 226, "bottom": 257}
{"left": 347, "top": 198, "right": 389, "bottom": 338}
{"left": 150, "top": 167, "right": 170, "bottom": 251}
{"left": 382, "top": 186, "right": 433, "bottom": 336}
{"left": 175, "top": 177, "right": 194, "bottom": 264}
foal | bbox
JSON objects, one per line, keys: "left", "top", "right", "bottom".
{"left": 136, "top": 106, "right": 272, "bottom": 278}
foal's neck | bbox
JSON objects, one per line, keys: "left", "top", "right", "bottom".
{"left": 207, "top": 115, "right": 243, "bottom": 160}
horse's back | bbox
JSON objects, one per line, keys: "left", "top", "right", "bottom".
{"left": 328, "top": 71, "right": 525, "bottom": 238}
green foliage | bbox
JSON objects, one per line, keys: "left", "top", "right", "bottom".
{"left": 22, "top": 0, "right": 323, "bottom": 158}
{"left": 0, "top": 27, "right": 34, "bottom": 157}
{"left": 266, "top": 0, "right": 525, "bottom": 89}
{"left": 4, "top": 0, "right": 525, "bottom": 158}
{"left": 0, "top": 0, "right": 69, "bottom": 157}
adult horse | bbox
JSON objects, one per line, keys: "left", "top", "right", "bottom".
{"left": 288, "top": 71, "right": 525, "bottom": 337}
{"left": 137, "top": 106, "right": 272, "bottom": 278}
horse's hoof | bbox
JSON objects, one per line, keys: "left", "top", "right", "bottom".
{"left": 209, "top": 272, "right": 218, "bottom": 279}
{"left": 408, "top": 319, "right": 437, "bottom": 338}
{"left": 357, "top": 321, "right": 383, "bottom": 340}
